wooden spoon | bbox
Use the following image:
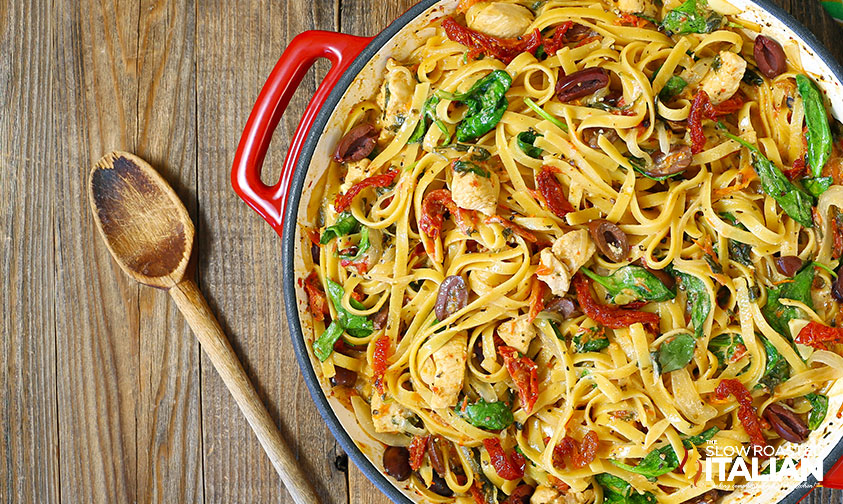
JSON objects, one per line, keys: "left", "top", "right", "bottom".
{"left": 88, "top": 151, "right": 320, "bottom": 504}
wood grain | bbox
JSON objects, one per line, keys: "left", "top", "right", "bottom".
{"left": 0, "top": 2, "right": 60, "bottom": 503}
{"left": 2, "top": 1, "right": 843, "bottom": 503}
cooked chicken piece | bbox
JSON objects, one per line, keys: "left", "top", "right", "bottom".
{"left": 376, "top": 58, "right": 415, "bottom": 143}
{"left": 466, "top": 2, "right": 534, "bottom": 39}
{"left": 531, "top": 486, "right": 595, "bottom": 504}
{"left": 340, "top": 158, "right": 373, "bottom": 192}
{"left": 699, "top": 51, "right": 747, "bottom": 105}
{"left": 538, "top": 248, "right": 572, "bottom": 296}
{"left": 552, "top": 229, "right": 596, "bottom": 273}
{"left": 451, "top": 166, "right": 500, "bottom": 216}
{"left": 618, "top": 0, "right": 657, "bottom": 17}
{"left": 538, "top": 230, "right": 596, "bottom": 296}
{"left": 420, "top": 332, "right": 468, "bottom": 409}
{"left": 371, "top": 392, "right": 413, "bottom": 433}
{"left": 497, "top": 315, "right": 536, "bottom": 354}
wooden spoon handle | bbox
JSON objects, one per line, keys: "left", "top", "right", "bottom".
{"left": 169, "top": 279, "right": 320, "bottom": 504}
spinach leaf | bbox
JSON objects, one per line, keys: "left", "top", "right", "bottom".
{"left": 573, "top": 327, "right": 610, "bottom": 353}
{"left": 659, "top": 76, "right": 688, "bottom": 101}
{"left": 803, "top": 176, "right": 834, "bottom": 199}
{"left": 517, "top": 131, "right": 544, "bottom": 158}
{"left": 682, "top": 426, "right": 720, "bottom": 448}
{"left": 708, "top": 333, "right": 745, "bottom": 368}
{"left": 661, "top": 0, "right": 723, "bottom": 35}
{"left": 627, "top": 156, "right": 680, "bottom": 182}
{"left": 325, "top": 279, "right": 374, "bottom": 338}
{"left": 338, "top": 227, "right": 371, "bottom": 261}
{"left": 613, "top": 427, "right": 720, "bottom": 479}
{"left": 796, "top": 75, "right": 832, "bottom": 179}
{"left": 719, "top": 212, "right": 753, "bottom": 266}
{"left": 455, "top": 399, "right": 515, "bottom": 430}
{"left": 676, "top": 272, "right": 711, "bottom": 339}
{"left": 805, "top": 393, "right": 829, "bottom": 430}
{"left": 409, "top": 95, "right": 451, "bottom": 145}
{"left": 582, "top": 266, "right": 676, "bottom": 303}
{"left": 441, "top": 70, "right": 512, "bottom": 142}
{"left": 313, "top": 321, "right": 344, "bottom": 362}
{"left": 657, "top": 333, "right": 696, "bottom": 373}
{"left": 720, "top": 126, "right": 815, "bottom": 228}
{"left": 320, "top": 211, "right": 359, "bottom": 244}
{"left": 595, "top": 473, "right": 658, "bottom": 504}
{"left": 758, "top": 336, "right": 790, "bottom": 392}
{"left": 761, "top": 265, "right": 814, "bottom": 340}
{"left": 453, "top": 160, "right": 491, "bottom": 178}
{"left": 612, "top": 445, "right": 679, "bottom": 478}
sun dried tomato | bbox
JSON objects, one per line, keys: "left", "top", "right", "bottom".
{"left": 615, "top": 13, "right": 649, "bottom": 27}
{"left": 485, "top": 215, "right": 538, "bottom": 243}
{"left": 498, "top": 346, "right": 539, "bottom": 412}
{"left": 442, "top": 17, "right": 542, "bottom": 64}
{"left": 527, "top": 277, "right": 546, "bottom": 323}
{"left": 303, "top": 271, "right": 329, "bottom": 321}
{"left": 482, "top": 438, "right": 526, "bottom": 480}
{"left": 714, "top": 379, "right": 767, "bottom": 447}
{"left": 547, "top": 475, "right": 570, "bottom": 493}
{"left": 419, "top": 189, "right": 476, "bottom": 240}
{"left": 339, "top": 258, "right": 368, "bottom": 274}
{"left": 334, "top": 170, "right": 399, "bottom": 212}
{"left": 543, "top": 21, "right": 573, "bottom": 56}
{"left": 552, "top": 430, "right": 599, "bottom": 469}
{"left": 372, "top": 334, "right": 391, "bottom": 394}
{"left": 796, "top": 321, "right": 843, "bottom": 350}
{"left": 536, "top": 166, "right": 575, "bottom": 218}
{"left": 408, "top": 435, "right": 428, "bottom": 471}
{"left": 689, "top": 91, "right": 746, "bottom": 154}
{"left": 572, "top": 273, "right": 660, "bottom": 333}
{"left": 730, "top": 344, "right": 748, "bottom": 363}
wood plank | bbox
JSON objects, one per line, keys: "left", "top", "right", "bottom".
{"left": 52, "top": 0, "right": 141, "bottom": 501}
{"left": 51, "top": 0, "right": 143, "bottom": 501}
{"left": 0, "top": 1, "right": 60, "bottom": 502}
{"left": 195, "top": 0, "right": 347, "bottom": 501}
{"left": 338, "top": 1, "right": 417, "bottom": 502}
{"left": 134, "top": 0, "right": 204, "bottom": 502}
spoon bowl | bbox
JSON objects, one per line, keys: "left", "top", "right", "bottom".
{"left": 89, "top": 152, "right": 193, "bottom": 288}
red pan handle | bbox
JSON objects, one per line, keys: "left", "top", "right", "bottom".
{"left": 231, "top": 30, "right": 372, "bottom": 236}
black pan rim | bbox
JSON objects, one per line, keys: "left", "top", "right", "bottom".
{"left": 279, "top": 1, "right": 843, "bottom": 503}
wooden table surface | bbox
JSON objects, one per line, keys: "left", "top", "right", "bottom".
{"left": 2, "top": 0, "right": 843, "bottom": 502}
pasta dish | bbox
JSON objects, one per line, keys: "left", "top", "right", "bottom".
{"left": 299, "top": 1, "right": 843, "bottom": 503}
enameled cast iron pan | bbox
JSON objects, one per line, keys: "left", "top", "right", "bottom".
{"left": 232, "top": 1, "right": 843, "bottom": 502}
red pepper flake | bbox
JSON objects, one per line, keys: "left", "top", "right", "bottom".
{"left": 303, "top": 271, "right": 329, "bottom": 321}
{"left": 408, "top": 435, "right": 428, "bottom": 471}
{"left": 689, "top": 91, "right": 746, "bottom": 154}
{"left": 482, "top": 438, "right": 526, "bottom": 480}
{"left": 485, "top": 215, "right": 538, "bottom": 243}
{"left": 527, "top": 277, "right": 546, "bottom": 323}
{"left": 442, "top": 17, "right": 542, "bottom": 64}
{"left": 498, "top": 346, "right": 539, "bottom": 413}
{"left": 372, "top": 334, "right": 391, "bottom": 394}
{"left": 536, "top": 166, "right": 575, "bottom": 219}
{"left": 795, "top": 321, "right": 843, "bottom": 350}
{"left": 552, "top": 430, "right": 599, "bottom": 469}
{"left": 573, "top": 273, "right": 660, "bottom": 333}
{"left": 714, "top": 379, "right": 767, "bottom": 447}
{"left": 334, "top": 169, "right": 399, "bottom": 212}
